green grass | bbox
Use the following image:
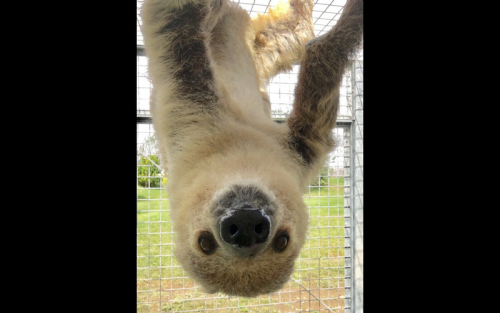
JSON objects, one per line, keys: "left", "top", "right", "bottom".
{"left": 137, "top": 177, "right": 348, "bottom": 312}
{"left": 295, "top": 177, "right": 347, "bottom": 288}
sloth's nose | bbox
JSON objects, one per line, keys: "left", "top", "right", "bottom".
{"left": 219, "top": 208, "right": 270, "bottom": 247}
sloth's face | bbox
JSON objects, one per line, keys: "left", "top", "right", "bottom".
{"left": 172, "top": 181, "right": 308, "bottom": 297}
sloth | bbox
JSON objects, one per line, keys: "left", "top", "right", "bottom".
{"left": 141, "top": 0, "right": 363, "bottom": 297}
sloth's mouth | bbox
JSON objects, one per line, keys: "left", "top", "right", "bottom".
{"left": 229, "top": 242, "right": 262, "bottom": 258}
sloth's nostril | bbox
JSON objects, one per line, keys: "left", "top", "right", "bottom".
{"left": 220, "top": 209, "right": 270, "bottom": 247}
{"left": 255, "top": 223, "right": 262, "bottom": 235}
{"left": 229, "top": 224, "right": 238, "bottom": 236}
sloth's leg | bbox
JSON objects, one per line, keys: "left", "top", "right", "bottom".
{"left": 251, "top": 0, "right": 314, "bottom": 84}
{"left": 141, "top": 0, "right": 224, "bottom": 110}
{"left": 287, "top": 0, "right": 363, "bottom": 168}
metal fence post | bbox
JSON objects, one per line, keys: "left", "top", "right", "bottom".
{"left": 351, "top": 60, "right": 363, "bottom": 313}
{"left": 343, "top": 64, "right": 352, "bottom": 313}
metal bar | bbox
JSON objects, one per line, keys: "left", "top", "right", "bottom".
{"left": 137, "top": 45, "right": 145, "bottom": 56}
{"left": 351, "top": 60, "right": 364, "bottom": 313}
{"left": 137, "top": 116, "right": 152, "bottom": 124}
{"left": 336, "top": 119, "right": 354, "bottom": 126}
{"left": 290, "top": 277, "right": 335, "bottom": 312}
{"left": 137, "top": 114, "right": 342, "bottom": 126}
{"left": 344, "top": 61, "right": 354, "bottom": 313}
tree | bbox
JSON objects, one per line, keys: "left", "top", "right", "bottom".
{"left": 137, "top": 154, "right": 162, "bottom": 188}
{"left": 310, "top": 166, "right": 329, "bottom": 187}
{"left": 138, "top": 134, "right": 158, "bottom": 156}
{"left": 137, "top": 135, "right": 162, "bottom": 188}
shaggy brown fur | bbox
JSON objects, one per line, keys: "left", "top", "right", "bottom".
{"left": 140, "top": 0, "right": 363, "bottom": 297}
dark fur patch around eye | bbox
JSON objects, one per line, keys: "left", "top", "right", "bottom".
{"left": 273, "top": 231, "right": 289, "bottom": 253}
{"left": 198, "top": 232, "right": 217, "bottom": 255}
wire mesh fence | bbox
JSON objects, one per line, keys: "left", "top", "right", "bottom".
{"left": 137, "top": 0, "right": 349, "bottom": 46}
{"left": 137, "top": 124, "right": 351, "bottom": 312}
{"left": 137, "top": 1, "right": 362, "bottom": 312}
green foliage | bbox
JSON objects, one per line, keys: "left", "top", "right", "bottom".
{"left": 137, "top": 155, "right": 162, "bottom": 188}
{"left": 310, "top": 166, "right": 329, "bottom": 187}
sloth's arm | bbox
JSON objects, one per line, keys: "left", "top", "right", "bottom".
{"left": 141, "top": 0, "right": 223, "bottom": 110}
{"left": 251, "top": 0, "right": 314, "bottom": 83}
{"left": 287, "top": 0, "right": 363, "bottom": 167}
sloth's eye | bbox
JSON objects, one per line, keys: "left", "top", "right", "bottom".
{"left": 198, "top": 232, "right": 217, "bottom": 255}
{"left": 273, "top": 231, "right": 289, "bottom": 252}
